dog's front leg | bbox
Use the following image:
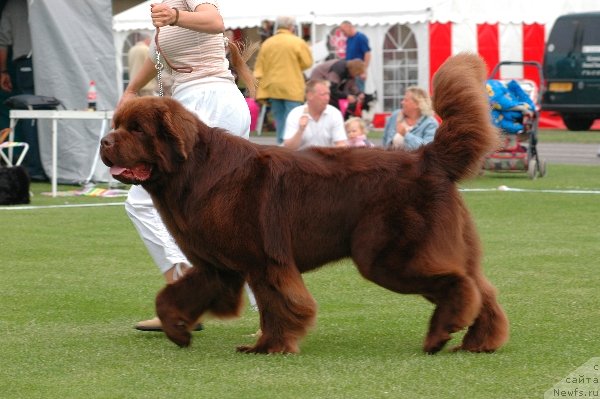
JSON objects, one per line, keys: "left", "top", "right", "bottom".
{"left": 237, "top": 264, "right": 317, "bottom": 354}
{"left": 156, "top": 265, "right": 245, "bottom": 347}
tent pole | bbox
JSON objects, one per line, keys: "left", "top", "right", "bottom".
{"left": 310, "top": 11, "right": 316, "bottom": 47}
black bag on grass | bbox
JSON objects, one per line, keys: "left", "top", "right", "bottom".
{"left": 0, "top": 166, "right": 30, "bottom": 205}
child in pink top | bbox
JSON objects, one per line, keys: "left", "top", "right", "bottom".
{"left": 344, "top": 117, "right": 374, "bottom": 147}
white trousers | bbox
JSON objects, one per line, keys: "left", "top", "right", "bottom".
{"left": 126, "top": 79, "right": 250, "bottom": 272}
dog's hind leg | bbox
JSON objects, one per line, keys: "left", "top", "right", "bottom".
{"left": 454, "top": 275, "right": 509, "bottom": 353}
{"left": 419, "top": 274, "right": 482, "bottom": 354}
{"left": 156, "top": 265, "right": 245, "bottom": 347}
{"left": 452, "top": 218, "right": 509, "bottom": 353}
{"left": 237, "top": 264, "right": 317, "bottom": 354}
{"left": 355, "top": 252, "right": 482, "bottom": 354}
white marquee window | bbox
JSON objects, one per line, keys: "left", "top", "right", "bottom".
{"left": 382, "top": 24, "right": 418, "bottom": 111}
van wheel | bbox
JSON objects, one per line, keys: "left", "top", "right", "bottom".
{"left": 562, "top": 115, "right": 594, "bottom": 131}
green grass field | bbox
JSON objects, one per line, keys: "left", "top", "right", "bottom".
{"left": 1, "top": 162, "right": 599, "bottom": 398}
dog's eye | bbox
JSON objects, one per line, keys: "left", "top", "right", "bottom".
{"left": 127, "top": 121, "right": 143, "bottom": 132}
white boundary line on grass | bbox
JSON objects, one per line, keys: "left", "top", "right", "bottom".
{"left": 461, "top": 187, "right": 600, "bottom": 194}
{"left": 0, "top": 202, "right": 125, "bottom": 211}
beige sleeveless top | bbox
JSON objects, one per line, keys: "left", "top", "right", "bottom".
{"left": 149, "top": 0, "right": 234, "bottom": 93}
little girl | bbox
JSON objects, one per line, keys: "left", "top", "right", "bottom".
{"left": 344, "top": 117, "right": 374, "bottom": 147}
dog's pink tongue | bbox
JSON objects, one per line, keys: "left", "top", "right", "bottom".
{"left": 110, "top": 166, "right": 127, "bottom": 176}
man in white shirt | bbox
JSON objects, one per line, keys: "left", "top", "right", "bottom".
{"left": 283, "top": 79, "right": 348, "bottom": 150}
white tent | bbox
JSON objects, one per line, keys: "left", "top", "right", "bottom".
{"left": 29, "top": 0, "right": 119, "bottom": 184}
{"left": 113, "top": 1, "right": 434, "bottom": 30}
{"left": 113, "top": 0, "right": 600, "bottom": 29}
{"left": 112, "top": 0, "right": 434, "bottom": 99}
{"left": 113, "top": 0, "right": 600, "bottom": 114}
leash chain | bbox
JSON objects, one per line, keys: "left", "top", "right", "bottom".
{"left": 155, "top": 48, "right": 164, "bottom": 97}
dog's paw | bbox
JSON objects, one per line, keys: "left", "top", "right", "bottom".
{"left": 235, "top": 342, "right": 299, "bottom": 355}
{"left": 423, "top": 333, "right": 451, "bottom": 354}
{"left": 451, "top": 343, "right": 496, "bottom": 353}
{"left": 236, "top": 344, "right": 264, "bottom": 354}
{"left": 164, "top": 321, "right": 192, "bottom": 348}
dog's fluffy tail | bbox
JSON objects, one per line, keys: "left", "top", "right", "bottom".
{"left": 430, "top": 53, "right": 500, "bottom": 182}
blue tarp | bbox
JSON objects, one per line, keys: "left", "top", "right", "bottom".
{"left": 486, "top": 79, "right": 536, "bottom": 134}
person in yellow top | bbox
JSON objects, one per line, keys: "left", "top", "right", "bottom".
{"left": 254, "top": 15, "right": 313, "bottom": 144}
{"left": 127, "top": 36, "right": 157, "bottom": 96}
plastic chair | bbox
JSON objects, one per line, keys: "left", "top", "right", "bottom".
{"left": 0, "top": 128, "right": 29, "bottom": 167}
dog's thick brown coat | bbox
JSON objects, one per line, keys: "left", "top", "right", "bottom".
{"left": 101, "top": 53, "right": 509, "bottom": 354}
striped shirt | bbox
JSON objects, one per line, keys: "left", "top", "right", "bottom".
{"left": 149, "top": 0, "right": 234, "bottom": 93}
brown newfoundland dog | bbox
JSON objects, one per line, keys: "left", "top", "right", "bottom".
{"left": 101, "top": 53, "right": 509, "bottom": 355}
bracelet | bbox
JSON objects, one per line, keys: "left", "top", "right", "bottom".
{"left": 170, "top": 8, "right": 179, "bottom": 26}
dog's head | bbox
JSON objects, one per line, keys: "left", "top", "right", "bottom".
{"left": 100, "top": 97, "right": 199, "bottom": 185}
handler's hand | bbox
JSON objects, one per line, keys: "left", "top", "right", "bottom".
{"left": 150, "top": 3, "right": 176, "bottom": 27}
{"left": 112, "top": 90, "right": 138, "bottom": 128}
{"left": 0, "top": 73, "right": 12, "bottom": 92}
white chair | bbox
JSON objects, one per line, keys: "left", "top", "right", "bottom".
{"left": 0, "top": 128, "right": 29, "bottom": 167}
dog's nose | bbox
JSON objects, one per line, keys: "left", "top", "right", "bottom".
{"left": 101, "top": 135, "right": 114, "bottom": 148}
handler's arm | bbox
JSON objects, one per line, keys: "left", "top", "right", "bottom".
{"left": 151, "top": 3, "right": 224, "bottom": 33}
{"left": 117, "top": 57, "right": 158, "bottom": 110}
{"left": 0, "top": 47, "right": 11, "bottom": 92}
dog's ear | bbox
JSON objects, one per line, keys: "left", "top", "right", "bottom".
{"left": 161, "top": 100, "right": 198, "bottom": 159}
{"left": 151, "top": 99, "right": 200, "bottom": 174}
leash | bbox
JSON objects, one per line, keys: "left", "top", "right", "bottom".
{"left": 153, "top": 16, "right": 231, "bottom": 97}
{"left": 154, "top": 24, "right": 193, "bottom": 96}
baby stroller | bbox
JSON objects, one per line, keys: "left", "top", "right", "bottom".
{"left": 483, "top": 61, "right": 547, "bottom": 179}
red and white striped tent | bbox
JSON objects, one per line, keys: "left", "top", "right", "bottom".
{"left": 113, "top": 0, "right": 600, "bottom": 116}
{"left": 429, "top": 22, "right": 545, "bottom": 86}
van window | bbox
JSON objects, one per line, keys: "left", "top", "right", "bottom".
{"left": 542, "top": 13, "right": 600, "bottom": 131}
{"left": 548, "top": 19, "right": 578, "bottom": 54}
{"left": 582, "top": 19, "right": 600, "bottom": 47}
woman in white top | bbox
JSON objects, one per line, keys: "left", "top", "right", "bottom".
{"left": 116, "top": 0, "right": 256, "bottom": 331}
